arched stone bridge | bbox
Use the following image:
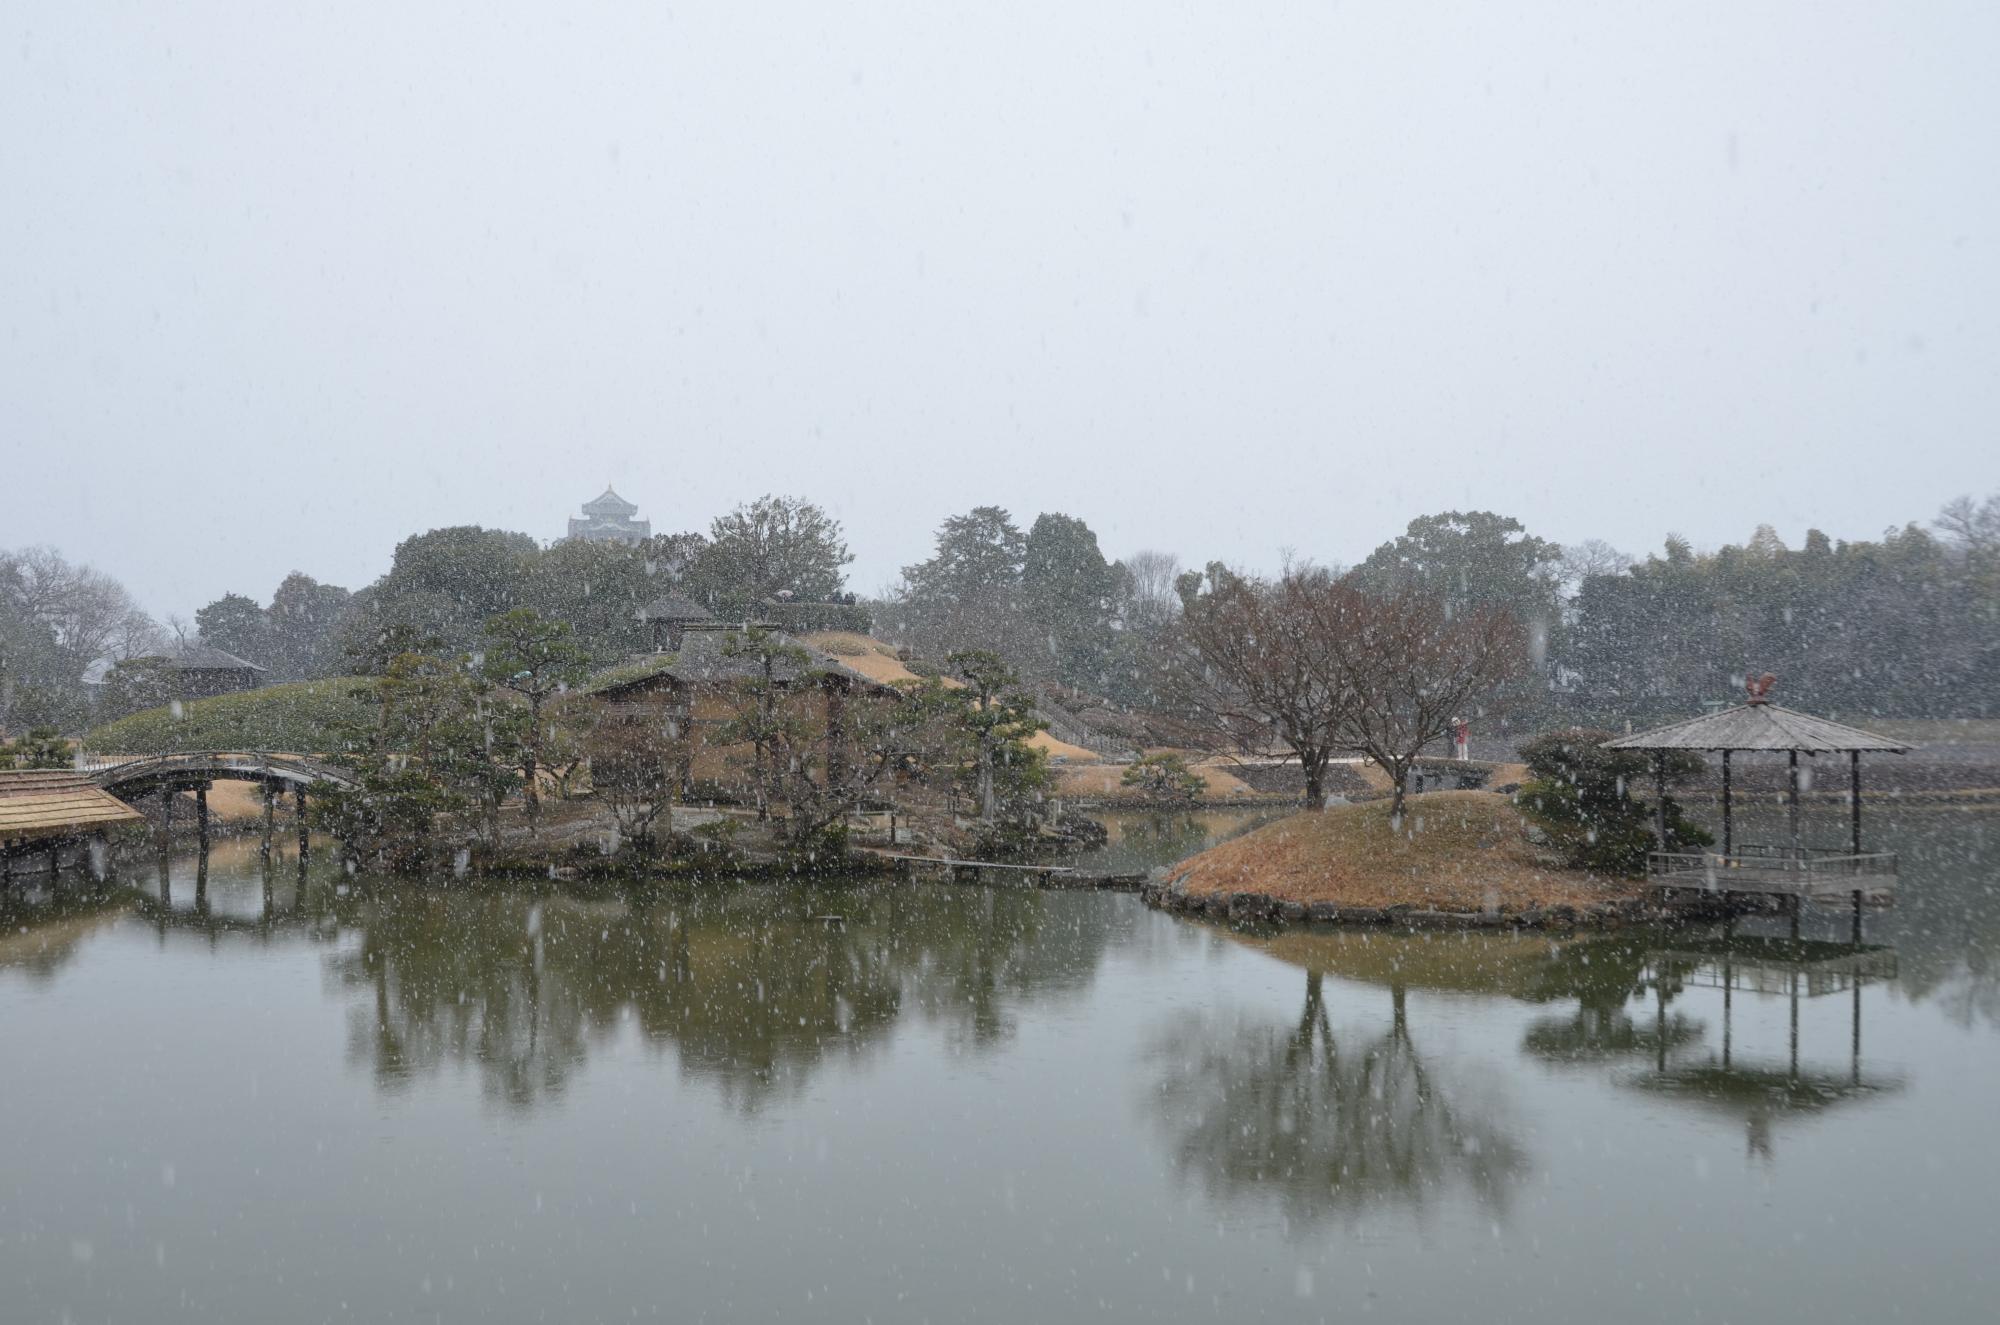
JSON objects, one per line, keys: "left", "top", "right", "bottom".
{"left": 81, "top": 751, "right": 358, "bottom": 798}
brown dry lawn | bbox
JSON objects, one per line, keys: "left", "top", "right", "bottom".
{"left": 1168, "top": 790, "right": 1640, "bottom": 912}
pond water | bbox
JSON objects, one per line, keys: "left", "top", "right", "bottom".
{"left": 2, "top": 804, "right": 1995, "bottom": 1323}
{"left": 1066, "top": 806, "right": 1289, "bottom": 876}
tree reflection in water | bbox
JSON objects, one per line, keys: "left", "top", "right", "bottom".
{"left": 1147, "top": 971, "right": 1526, "bottom": 1229}
{"left": 1518, "top": 937, "right": 1704, "bottom": 1067}
{"left": 322, "top": 880, "right": 1122, "bottom": 1111}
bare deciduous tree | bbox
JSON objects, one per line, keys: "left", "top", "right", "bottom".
{"left": 586, "top": 702, "right": 689, "bottom": 851}
{"left": 1312, "top": 587, "right": 1527, "bottom": 817}
{"left": 1936, "top": 492, "right": 2000, "bottom": 557}
{"left": 1166, "top": 567, "right": 1351, "bottom": 810}
{"left": 1172, "top": 568, "right": 1527, "bottom": 816}
{"left": 4, "top": 546, "right": 159, "bottom": 674}
{"left": 1120, "top": 549, "right": 1183, "bottom": 635}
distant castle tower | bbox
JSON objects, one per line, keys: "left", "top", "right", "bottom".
{"left": 566, "top": 486, "right": 651, "bottom": 545}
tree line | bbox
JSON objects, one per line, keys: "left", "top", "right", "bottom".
{"left": 5, "top": 488, "right": 1996, "bottom": 743}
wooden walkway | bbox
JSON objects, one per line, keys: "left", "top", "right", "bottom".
{"left": 882, "top": 854, "right": 1146, "bottom": 892}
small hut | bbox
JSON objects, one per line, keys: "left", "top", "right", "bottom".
{"left": 637, "top": 594, "right": 714, "bottom": 651}
{"left": 1602, "top": 678, "right": 1910, "bottom": 923}
{"left": 582, "top": 626, "right": 896, "bottom": 798}
{"left": 0, "top": 769, "right": 145, "bottom": 871}
{"left": 164, "top": 643, "right": 268, "bottom": 700}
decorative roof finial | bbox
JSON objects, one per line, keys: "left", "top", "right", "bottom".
{"left": 1745, "top": 672, "right": 1777, "bottom": 705}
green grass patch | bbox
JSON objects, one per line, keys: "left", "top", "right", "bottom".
{"left": 87, "top": 677, "right": 380, "bottom": 754}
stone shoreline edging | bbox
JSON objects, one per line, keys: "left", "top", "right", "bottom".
{"left": 1137, "top": 879, "right": 1654, "bottom": 929}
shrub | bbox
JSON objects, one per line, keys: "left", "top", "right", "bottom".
{"left": 1516, "top": 727, "right": 1710, "bottom": 874}
{"left": 0, "top": 727, "right": 71, "bottom": 769}
{"left": 1120, "top": 752, "right": 1206, "bottom": 805}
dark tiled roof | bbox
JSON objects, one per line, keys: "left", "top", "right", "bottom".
{"left": 168, "top": 643, "right": 267, "bottom": 672}
{"left": 638, "top": 594, "right": 715, "bottom": 622}
{"left": 580, "top": 486, "right": 638, "bottom": 516}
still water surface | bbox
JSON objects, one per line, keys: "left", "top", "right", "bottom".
{"left": 2, "top": 806, "right": 1995, "bottom": 1323}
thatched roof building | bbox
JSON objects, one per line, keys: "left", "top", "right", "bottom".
{"left": 0, "top": 769, "right": 145, "bottom": 850}
{"left": 584, "top": 627, "right": 892, "bottom": 701}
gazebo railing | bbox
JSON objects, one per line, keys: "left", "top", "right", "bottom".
{"left": 1648, "top": 847, "right": 1899, "bottom": 895}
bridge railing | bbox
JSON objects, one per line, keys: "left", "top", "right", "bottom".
{"left": 74, "top": 750, "right": 354, "bottom": 786}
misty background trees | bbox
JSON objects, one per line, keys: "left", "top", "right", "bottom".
{"left": 6, "top": 488, "right": 1998, "bottom": 745}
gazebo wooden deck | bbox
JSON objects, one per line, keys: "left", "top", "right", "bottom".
{"left": 1603, "top": 681, "right": 1912, "bottom": 933}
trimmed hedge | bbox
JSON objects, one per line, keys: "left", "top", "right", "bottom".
{"left": 87, "top": 677, "right": 379, "bottom": 755}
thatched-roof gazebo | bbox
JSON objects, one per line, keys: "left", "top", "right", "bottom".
{"left": 1602, "top": 678, "right": 1911, "bottom": 924}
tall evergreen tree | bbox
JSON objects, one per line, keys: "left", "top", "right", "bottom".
{"left": 1021, "top": 513, "right": 1116, "bottom": 686}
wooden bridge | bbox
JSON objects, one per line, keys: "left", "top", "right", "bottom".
{"left": 77, "top": 751, "right": 357, "bottom": 859}
{"left": 79, "top": 751, "right": 357, "bottom": 796}
{"left": 883, "top": 854, "right": 1147, "bottom": 891}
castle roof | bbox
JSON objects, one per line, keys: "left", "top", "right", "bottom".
{"left": 581, "top": 486, "right": 639, "bottom": 518}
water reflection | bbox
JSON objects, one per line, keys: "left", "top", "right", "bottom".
{"left": 1069, "top": 807, "right": 1285, "bottom": 876}
{"left": 1147, "top": 970, "right": 1528, "bottom": 1227}
{"left": 1625, "top": 938, "right": 1903, "bottom": 1159}
{"left": 318, "top": 880, "right": 1124, "bottom": 1111}
{"left": 0, "top": 885, "right": 128, "bottom": 982}
{"left": 1180, "top": 918, "right": 1912, "bottom": 1204}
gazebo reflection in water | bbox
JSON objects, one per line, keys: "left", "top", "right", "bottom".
{"left": 1631, "top": 933, "right": 1902, "bottom": 1159}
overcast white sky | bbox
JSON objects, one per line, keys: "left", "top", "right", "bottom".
{"left": 4, "top": 2, "right": 1995, "bottom": 619}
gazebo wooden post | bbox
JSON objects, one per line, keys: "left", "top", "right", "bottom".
{"left": 261, "top": 782, "right": 276, "bottom": 857}
{"left": 295, "top": 783, "right": 309, "bottom": 860}
{"left": 1851, "top": 980, "right": 1862, "bottom": 1085}
{"left": 195, "top": 784, "right": 210, "bottom": 854}
{"left": 1788, "top": 972, "right": 1801, "bottom": 1082}
{"left": 1787, "top": 751, "right": 1802, "bottom": 860}
{"left": 1721, "top": 955, "right": 1733, "bottom": 1069}
{"left": 1720, "top": 750, "right": 1733, "bottom": 857}
{"left": 1654, "top": 982, "right": 1667, "bottom": 1071}
{"left": 1850, "top": 751, "right": 1865, "bottom": 945}
{"left": 1653, "top": 751, "right": 1668, "bottom": 847}
{"left": 1849, "top": 751, "right": 1863, "bottom": 856}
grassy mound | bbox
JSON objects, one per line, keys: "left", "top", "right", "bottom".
{"left": 1168, "top": 790, "right": 1639, "bottom": 912}
{"left": 86, "top": 677, "right": 378, "bottom": 754}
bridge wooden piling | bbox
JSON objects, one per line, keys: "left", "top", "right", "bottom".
{"left": 295, "top": 784, "right": 308, "bottom": 860}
